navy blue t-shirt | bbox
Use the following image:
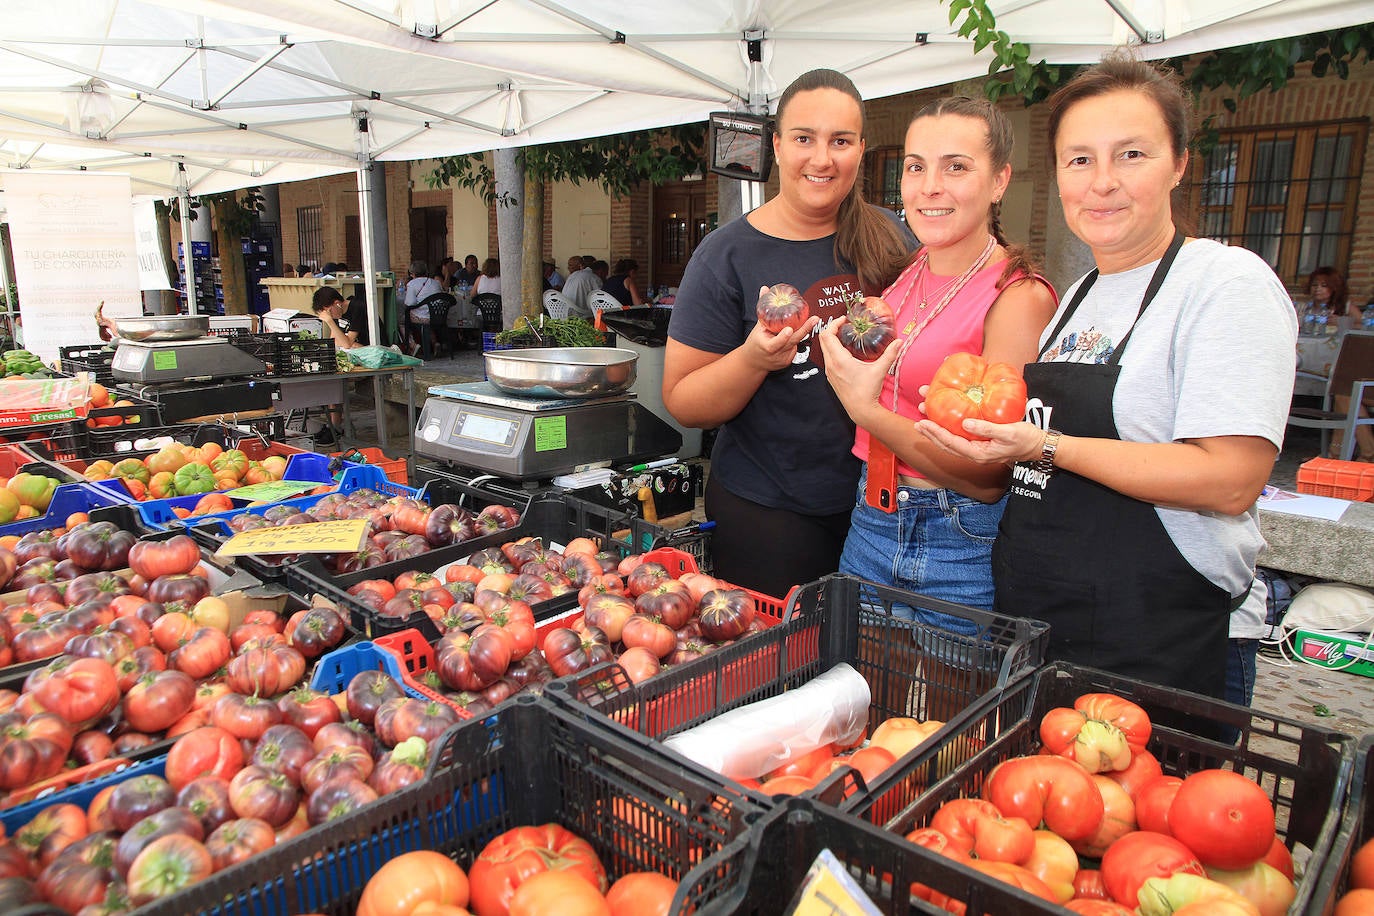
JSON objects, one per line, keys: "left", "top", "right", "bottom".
{"left": 669, "top": 210, "right": 909, "bottom": 515}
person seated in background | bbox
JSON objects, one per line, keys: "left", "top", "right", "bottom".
{"left": 282, "top": 264, "right": 298, "bottom": 278}
{"left": 542, "top": 259, "right": 564, "bottom": 291}
{"left": 402, "top": 259, "right": 443, "bottom": 355}
{"left": 316, "top": 261, "right": 340, "bottom": 278}
{"left": 439, "top": 257, "right": 457, "bottom": 289}
{"left": 474, "top": 258, "right": 502, "bottom": 296}
{"left": 455, "top": 254, "right": 481, "bottom": 287}
{"left": 1307, "top": 266, "right": 1358, "bottom": 328}
{"left": 566, "top": 255, "right": 584, "bottom": 280}
{"left": 561, "top": 257, "right": 604, "bottom": 319}
{"left": 590, "top": 260, "right": 609, "bottom": 283}
{"left": 431, "top": 263, "right": 451, "bottom": 292}
{"left": 602, "top": 258, "right": 645, "bottom": 307}
{"left": 311, "top": 287, "right": 359, "bottom": 445}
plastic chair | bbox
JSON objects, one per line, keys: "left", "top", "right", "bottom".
{"left": 414, "top": 292, "right": 456, "bottom": 360}
{"left": 588, "top": 289, "right": 624, "bottom": 316}
{"left": 472, "top": 293, "right": 503, "bottom": 332}
{"left": 542, "top": 289, "right": 574, "bottom": 320}
{"left": 1288, "top": 330, "right": 1374, "bottom": 459}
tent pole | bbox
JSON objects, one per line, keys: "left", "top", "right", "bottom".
{"left": 177, "top": 165, "right": 197, "bottom": 315}
{"left": 356, "top": 138, "right": 390, "bottom": 453}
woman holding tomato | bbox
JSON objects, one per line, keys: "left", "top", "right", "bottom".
{"left": 918, "top": 53, "right": 1296, "bottom": 701}
{"left": 664, "top": 69, "right": 913, "bottom": 598}
{"left": 817, "top": 96, "right": 1057, "bottom": 633}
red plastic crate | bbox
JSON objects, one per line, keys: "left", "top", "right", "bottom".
{"left": 1297, "top": 457, "right": 1374, "bottom": 501}
{"left": 239, "top": 438, "right": 311, "bottom": 461}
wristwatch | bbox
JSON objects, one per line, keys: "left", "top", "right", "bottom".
{"left": 1034, "top": 429, "right": 1062, "bottom": 476}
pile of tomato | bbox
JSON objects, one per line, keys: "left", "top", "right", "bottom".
{"left": 901, "top": 692, "right": 1294, "bottom": 915}
{"left": 220, "top": 489, "right": 522, "bottom": 573}
{"left": 349, "top": 825, "right": 680, "bottom": 916}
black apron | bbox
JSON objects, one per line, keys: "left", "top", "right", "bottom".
{"left": 993, "top": 233, "right": 1237, "bottom": 700}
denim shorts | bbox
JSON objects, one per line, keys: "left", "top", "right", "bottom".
{"left": 840, "top": 468, "right": 1006, "bottom": 636}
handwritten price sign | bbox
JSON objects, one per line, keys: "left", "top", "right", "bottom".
{"left": 217, "top": 519, "right": 368, "bottom": 557}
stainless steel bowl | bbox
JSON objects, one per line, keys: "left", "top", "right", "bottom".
{"left": 484, "top": 347, "right": 638, "bottom": 399}
{"left": 112, "top": 315, "right": 211, "bottom": 342}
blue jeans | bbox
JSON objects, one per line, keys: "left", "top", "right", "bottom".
{"left": 1217, "top": 637, "right": 1259, "bottom": 744}
{"left": 839, "top": 469, "right": 1005, "bottom": 636}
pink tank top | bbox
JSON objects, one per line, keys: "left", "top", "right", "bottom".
{"left": 853, "top": 257, "right": 1051, "bottom": 478}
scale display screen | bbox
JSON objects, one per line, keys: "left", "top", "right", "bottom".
{"left": 454, "top": 411, "right": 517, "bottom": 446}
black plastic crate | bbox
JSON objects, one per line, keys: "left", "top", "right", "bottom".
{"left": 231, "top": 332, "right": 337, "bottom": 376}
{"left": 286, "top": 489, "right": 638, "bottom": 643}
{"left": 58, "top": 344, "right": 116, "bottom": 386}
{"left": 85, "top": 421, "right": 227, "bottom": 462}
{"left": 82, "top": 395, "right": 161, "bottom": 438}
{"left": 133, "top": 694, "right": 765, "bottom": 916}
{"left": 836, "top": 661, "right": 1356, "bottom": 915}
{"left": 545, "top": 574, "right": 1049, "bottom": 815}
{"left": 1313, "top": 734, "right": 1374, "bottom": 913}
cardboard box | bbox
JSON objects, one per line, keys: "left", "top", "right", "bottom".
{"left": 260, "top": 308, "right": 324, "bottom": 337}
{"left": 1291, "top": 628, "right": 1374, "bottom": 678}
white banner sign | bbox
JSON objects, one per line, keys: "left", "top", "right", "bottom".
{"left": 133, "top": 199, "right": 171, "bottom": 291}
{"left": 2, "top": 170, "right": 142, "bottom": 363}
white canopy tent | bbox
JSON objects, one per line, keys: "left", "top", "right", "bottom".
{"left": 0, "top": 0, "right": 1368, "bottom": 340}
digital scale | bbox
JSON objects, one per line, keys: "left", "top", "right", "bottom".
{"left": 112, "top": 336, "right": 276, "bottom": 423}
{"left": 112, "top": 336, "right": 268, "bottom": 384}
{"left": 416, "top": 381, "right": 682, "bottom": 481}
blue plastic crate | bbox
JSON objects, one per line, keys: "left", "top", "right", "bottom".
{"left": 309, "top": 640, "right": 409, "bottom": 694}
{"left": 0, "top": 482, "right": 137, "bottom": 536}
{"left": 0, "top": 754, "right": 166, "bottom": 835}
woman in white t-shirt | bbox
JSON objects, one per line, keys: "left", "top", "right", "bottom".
{"left": 474, "top": 258, "right": 502, "bottom": 297}
{"left": 920, "top": 52, "right": 1295, "bottom": 709}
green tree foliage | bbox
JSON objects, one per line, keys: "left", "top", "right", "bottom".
{"left": 427, "top": 125, "right": 707, "bottom": 201}
{"left": 943, "top": 0, "right": 1372, "bottom": 110}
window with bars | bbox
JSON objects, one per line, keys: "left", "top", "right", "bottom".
{"left": 1198, "top": 119, "right": 1367, "bottom": 287}
{"left": 864, "top": 146, "right": 905, "bottom": 214}
{"left": 296, "top": 205, "right": 323, "bottom": 275}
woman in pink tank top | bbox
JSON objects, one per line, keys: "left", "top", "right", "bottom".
{"left": 817, "top": 97, "right": 1057, "bottom": 666}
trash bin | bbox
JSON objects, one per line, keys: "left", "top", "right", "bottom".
{"left": 602, "top": 307, "right": 702, "bottom": 460}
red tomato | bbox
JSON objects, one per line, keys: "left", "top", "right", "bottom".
{"left": 755, "top": 282, "right": 811, "bottom": 333}
{"left": 929, "top": 798, "right": 1035, "bottom": 864}
{"left": 1167, "top": 769, "right": 1275, "bottom": 871}
{"left": 765, "top": 744, "right": 835, "bottom": 782}
{"left": 510, "top": 869, "right": 607, "bottom": 916}
{"left": 30, "top": 656, "right": 119, "bottom": 729}
{"left": 357, "top": 850, "right": 470, "bottom": 916}
{"left": 762, "top": 774, "right": 816, "bottom": 796}
{"left": 467, "top": 824, "right": 607, "bottom": 916}
{"left": 1105, "top": 747, "right": 1164, "bottom": 800}
{"left": 925, "top": 352, "right": 1028, "bottom": 439}
{"left": 1134, "top": 775, "right": 1183, "bottom": 836}
{"left": 123, "top": 669, "right": 196, "bottom": 733}
{"left": 124, "top": 834, "right": 213, "bottom": 906}
{"left": 128, "top": 535, "right": 201, "bottom": 579}
{"left": 1071, "top": 775, "right": 1137, "bottom": 859}
{"left": 165, "top": 726, "right": 246, "bottom": 792}
{"left": 205, "top": 817, "right": 276, "bottom": 872}
{"left": 1099, "top": 831, "right": 1205, "bottom": 907}
{"left": 1065, "top": 902, "right": 1135, "bottom": 915}
{"left": 838, "top": 296, "right": 895, "bottom": 361}
{"left": 983, "top": 755, "right": 1104, "bottom": 841}
{"left": 1336, "top": 888, "right": 1374, "bottom": 916}
{"left": 605, "top": 872, "right": 677, "bottom": 916}
{"left": 1348, "top": 837, "right": 1374, "bottom": 889}
{"left": 1023, "top": 830, "right": 1078, "bottom": 903}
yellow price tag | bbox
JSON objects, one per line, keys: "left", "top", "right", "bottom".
{"left": 217, "top": 519, "right": 369, "bottom": 557}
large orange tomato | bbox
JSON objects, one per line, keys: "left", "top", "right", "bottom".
{"left": 467, "top": 824, "right": 606, "bottom": 916}
{"left": 605, "top": 872, "right": 677, "bottom": 916}
{"left": 924, "top": 353, "right": 1027, "bottom": 439}
{"left": 357, "top": 850, "right": 469, "bottom": 916}
{"left": 1350, "top": 837, "right": 1374, "bottom": 890}
{"left": 509, "top": 869, "right": 607, "bottom": 916}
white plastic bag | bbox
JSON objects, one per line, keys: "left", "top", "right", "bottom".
{"left": 662, "top": 663, "right": 870, "bottom": 780}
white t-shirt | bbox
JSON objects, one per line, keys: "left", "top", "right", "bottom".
{"left": 1039, "top": 239, "right": 1297, "bottom": 596}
